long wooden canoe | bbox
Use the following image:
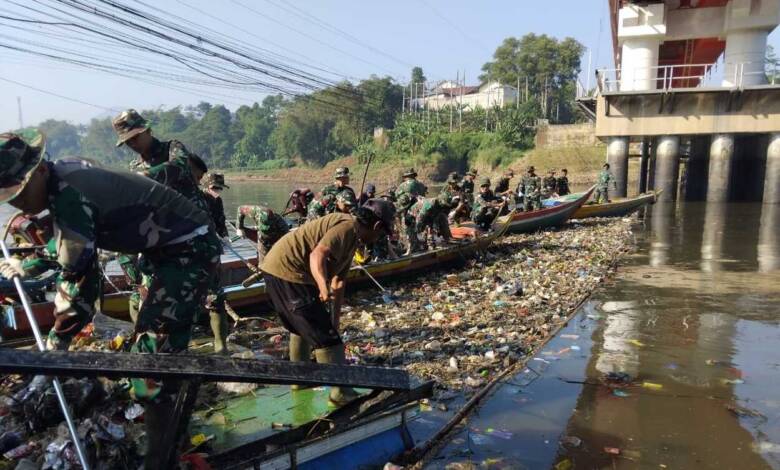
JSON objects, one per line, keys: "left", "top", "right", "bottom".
{"left": 572, "top": 190, "right": 660, "bottom": 219}
{"left": 1, "top": 213, "right": 513, "bottom": 341}
{"left": 494, "top": 186, "right": 594, "bottom": 234}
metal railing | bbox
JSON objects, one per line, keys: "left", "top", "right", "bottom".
{"left": 595, "top": 61, "right": 778, "bottom": 94}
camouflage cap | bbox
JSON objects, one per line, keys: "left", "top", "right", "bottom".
{"left": 206, "top": 172, "right": 229, "bottom": 189}
{"left": 334, "top": 167, "right": 350, "bottom": 178}
{"left": 479, "top": 177, "right": 491, "bottom": 187}
{"left": 112, "top": 109, "right": 150, "bottom": 147}
{"left": 336, "top": 191, "right": 356, "bottom": 206}
{"left": 466, "top": 169, "right": 477, "bottom": 177}
{"left": 447, "top": 172, "right": 460, "bottom": 184}
{"left": 0, "top": 129, "right": 46, "bottom": 204}
{"left": 402, "top": 168, "right": 417, "bottom": 178}
{"left": 527, "top": 166, "right": 536, "bottom": 173}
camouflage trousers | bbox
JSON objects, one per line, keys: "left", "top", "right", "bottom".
{"left": 594, "top": 187, "right": 609, "bottom": 204}
{"left": 130, "top": 232, "right": 221, "bottom": 400}
{"left": 473, "top": 208, "right": 499, "bottom": 230}
{"left": 524, "top": 195, "right": 542, "bottom": 212}
{"left": 46, "top": 260, "right": 103, "bottom": 351}
{"left": 400, "top": 213, "right": 421, "bottom": 253}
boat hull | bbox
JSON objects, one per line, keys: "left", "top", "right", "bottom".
{"left": 2, "top": 217, "right": 511, "bottom": 341}
{"left": 573, "top": 191, "right": 659, "bottom": 219}
{"left": 496, "top": 187, "right": 594, "bottom": 234}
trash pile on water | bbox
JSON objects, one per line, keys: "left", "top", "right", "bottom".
{"left": 341, "top": 218, "right": 635, "bottom": 392}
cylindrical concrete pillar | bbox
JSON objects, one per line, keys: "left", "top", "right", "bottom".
{"left": 758, "top": 203, "right": 779, "bottom": 273}
{"left": 701, "top": 202, "right": 727, "bottom": 273}
{"left": 684, "top": 136, "right": 709, "bottom": 201}
{"left": 654, "top": 136, "right": 680, "bottom": 202}
{"left": 764, "top": 133, "right": 780, "bottom": 204}
{"left": 650, "top": 201, "right": 674, "bottom": 267}
{"left": 639, "top": 139, "right": 649, "bottom": 194}
{"left": 707, "top": 134, "right": 735, "bottom": 203}
{"left": 620, "top": 38, "right": 660, "bottom": 91}
{"left": 723, "top": 29, "right": 768, "bottom": 87}
{"left": 607, "top": 136, "right": 629, "bottom": 198}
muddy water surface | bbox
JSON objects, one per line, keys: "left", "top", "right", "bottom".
{"left": 428, "top": 202, "right": 780, "bottom": 469}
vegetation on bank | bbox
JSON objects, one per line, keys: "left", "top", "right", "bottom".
{"left": 32, "top": 33, "right": 587, "bottom": 179}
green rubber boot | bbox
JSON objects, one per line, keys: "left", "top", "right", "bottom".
{"left": 314, "top": 345, "right": 361, "bottom": 406}
{"left": 289, "top": 334, "right": 312, "bottom": 390}
{"left": 210, "top": 310, "right": 229, "bottom": 354}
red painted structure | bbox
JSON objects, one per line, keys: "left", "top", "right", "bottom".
{"left": 609, "top": 0, "right": 729, "bottom": 88}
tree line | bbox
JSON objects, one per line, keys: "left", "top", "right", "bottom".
{"left": 34, "top": 34, "right": 585, "bottom": 170}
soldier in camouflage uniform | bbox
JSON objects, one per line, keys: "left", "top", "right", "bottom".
{"left": 437, "top": 173, "right": 463, "bottom": 232}
{"left": 395, "top": 168, "right": 428, "bottom": 254}
{"left": 595, "top": 163, "right": 616, "bottom": 204}
{"left": 320, "top": 167, "right": 357, "bottom": 214}
{"left": 461, "top": 169, "right": 476, "bottom": 200}
{"left": 112, "top": 109, "right": 214, "bottom": 324}
{"left": 0, "top": 130, "right": 220, "bottom": 468}
{"left": 543, "top": 169, "right": 558, "bottom": 197}
{"left": 407, "top": 197, "right": 439, "bottom": 250}
{"left": 520, "top": 166, "right": 543, "bottom": 211}
{"left": 557, "top": 168, "right": 571, "bottom": 196}
{"left": 236, "top": 204, "right": 290, "bottom": 262}
{"left": 307, "top": 194, "right": 333, "bottom": 222}
{"left": 472, "top": 177, "right": 505, "bottom": 230}
{"left": 494, "top": 169, "right": 514, "bottom": 196}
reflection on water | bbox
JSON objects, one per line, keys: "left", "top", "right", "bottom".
{"left": 429, "top": 202, "right": 780, "bottom": 470}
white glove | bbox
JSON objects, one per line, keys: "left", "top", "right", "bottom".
{"left": 235, "top": 229, "right": 245, "bottom": 238}
{"left": 0, "top": 257, "right": 26, "bottom": 279}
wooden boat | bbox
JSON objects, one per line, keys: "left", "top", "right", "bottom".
{"left": 572, "top": 190, "right": 661, "bottom": 219}
{"left": 1, "top": 214, "right": 513, "bottom": 342}
{"left": 494, "top": 186, "right": 594, "bottom": 234}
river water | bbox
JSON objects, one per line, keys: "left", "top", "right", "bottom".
{"left": 427, "top": 201, "right": 780, "bottom": 469}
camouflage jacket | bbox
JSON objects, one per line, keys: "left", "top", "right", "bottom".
{"left": 473, "top": 189, "right": 499, "bottom": 219}
{"left": 320, "top": 184, "right": 357, "bottom": 213}
{"left": 129, "top": 138, "right": 210, "bottom": 214}
{"left": 495, "top": 177, "right": 511, "bottom": 194}
{"left": 307, "top": 195, "right": 334, "bottom": 221}
{"left": 395, "top": 179, "right": 427, "bottom": 212}
{"left": 520, "top": 175, "right": 542, "bottom": 198}
{"left": 597, "top": 170, "right": 615, "bottom": 190}
{"left": 203, "top": 191, "right": 228, "bottom": 238}
{"left": 45, "top": 159, "right": 213, "bottom": 319}
{"left": 408, "top": 197, "right": 439, "bottom": 223}
{"left": 436, "top": 187, "right": 460, "bottom": 210}
{"left": 461, "top": 178, "right": 474, "bottom": 195}
{"left": 237, "top": 205, "right": 289, "bottom": 242}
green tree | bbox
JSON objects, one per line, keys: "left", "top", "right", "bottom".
{"left": 411, "top": 66, "right": 426, "bottom": 85}
{"left": 80, "top": 117, "right": 133, "bottom": 166}
{"left": 767, "top": 46, "right": 779, "bottom": 83}
{"left": 37, "top": 119, "right": 82, "bottom": 158}
{"left": 480, "top": 34, "right": 584, "bottom": 123}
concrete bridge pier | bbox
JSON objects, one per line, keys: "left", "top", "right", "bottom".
{"left": 639, "top": 139, "right": 649, "bottom": 194}
{"left": 654, "top": 136, "right": 680, "bottom": 202}
{"left": 764, "top": 133, "right": 780, "bottom": 204}
{"left": 705, "top": 134, "right": 735, "bottom": 203}
{"left": 606, "top": 136, "right": 629, "bottom": 198}
{"left": 684, "top": 136, "right": 710, "bottom": 201}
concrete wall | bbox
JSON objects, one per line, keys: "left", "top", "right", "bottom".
{"left": 595, "top": 87, "right": 780, "bottom": 138}
{"left": 535, "top": 123, "right": 599, "bottom": 148}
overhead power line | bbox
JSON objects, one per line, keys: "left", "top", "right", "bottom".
{"left": 0, "top": 75, "right": 119, "bottom": 112}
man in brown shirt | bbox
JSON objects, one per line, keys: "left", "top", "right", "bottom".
{"left": 261, "top": 199, "right": 396, "bottom": 405}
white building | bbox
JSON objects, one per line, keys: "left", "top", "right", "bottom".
{"left": 417, "top": 81, "right": 519, "bottom": 111}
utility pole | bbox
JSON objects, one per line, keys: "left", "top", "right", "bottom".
{"left": 459, "top": 70, "right": 464, "bottom": 132}
{"left": 450, "top": 72, "right": 455, "bottom": 132}
{"left": 516, "top": 76, "right": 520, "bottom": 108}
{"left": 586, "top": 48, "right": 593, "bottom": 92}
{"left": 402, "top": 86, "right": 405, "bottom": 114}
{"left": 17, "top": 97, "right": 23, "bottom": 129}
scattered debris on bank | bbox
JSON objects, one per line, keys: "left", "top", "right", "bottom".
{"left": 339, "top": 218, "right": 634, "bottom": 393}
{"left": 0, "top": 218, "right": 633, "bottom": 468}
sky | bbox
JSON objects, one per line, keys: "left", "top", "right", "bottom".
{"left": 0, "top": 0, "right": 778, "bottom": 130}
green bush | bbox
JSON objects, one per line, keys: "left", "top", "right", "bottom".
{"left": 473, "top": 144, "right": 525, "bottom": 169}
{"left": 256, "top": 158, "right": 294, "bottom": 170}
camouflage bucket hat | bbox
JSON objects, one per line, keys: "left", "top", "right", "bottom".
{"left": 402, "top": 168, "right": 417, "bottom": 178}
{"left": 112, "top": 109, "right": 150, "bottom": 147}
{"left": 334, "top": 167, "right": 350, "bottom": 178}
{"left": 336, "top": 192, "right": 356, "bottom": 206}
{"left": 479, "top": 177, "right": 491, "bottom": 187}
{"left": 0, "top": 129, "right": 46, "bottom": 204}
{"left": 206, "top": 173, "right": 229, "bottom": 189}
